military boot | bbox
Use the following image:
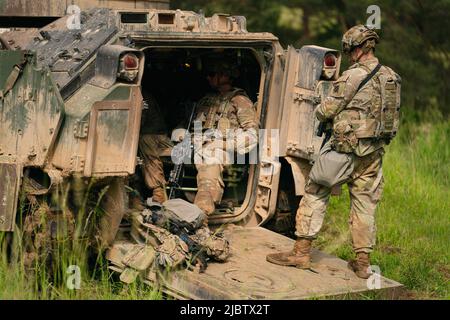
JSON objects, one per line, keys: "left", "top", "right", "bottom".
{"left": 348, "top": 252, "right": 371, "bottom": 279}
{"left": 152, "top": 187, "right": 167, "bottom": 204}
{"left": 266, "top": 238, "right": 312, "bottom": 269}
{"left": 194, "top": 190, "right": 215, "bottom": 215}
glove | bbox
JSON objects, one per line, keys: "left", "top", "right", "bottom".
{"left": 171, "top": 128, "right": 188, "bottom": 142}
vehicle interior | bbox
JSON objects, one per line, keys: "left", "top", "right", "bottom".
{"left": 135, "top": 47, "right": 263, "bottom": 215}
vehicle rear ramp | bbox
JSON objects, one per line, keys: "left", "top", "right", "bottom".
{"left": 153, "top": 227, "right": 403, "bottom": 300}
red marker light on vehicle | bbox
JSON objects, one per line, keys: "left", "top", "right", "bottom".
{"left": 324, "top": 54, "right": 336, "bottom": 67}
{"left": 123, "top": 54, "right": 139, "bottom": 70}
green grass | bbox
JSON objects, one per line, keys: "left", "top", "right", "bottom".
{"left": 0, "top": 234, "right": 163, "bottom": 300}
{"left": 316, "top": 114, "right": 450, "bottom": 299}
{"left": 0, "top": 182, "right": 163, "bottom": 300}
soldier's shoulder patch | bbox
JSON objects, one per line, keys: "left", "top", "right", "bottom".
{"left": 332, "top": 74, "right": 350, "bottom": 97}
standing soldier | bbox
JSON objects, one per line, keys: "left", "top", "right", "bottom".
{"left": 267, "top": 25, "right": 401, "bottom": 279}
{"left": 172, "top": 60, "right": 259, "bottom": 220}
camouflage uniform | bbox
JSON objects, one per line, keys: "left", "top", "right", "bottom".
{"left": 193, "top": 88, "right": 258, "bottom": 215}
{"left": 265, "top": 25, "right": 400, "bottom": 278}
{"left": 295, "top": 56, "right": 398, "bottom": 254}
{"left": 138, "top": 95, "right": 173, "bottom": 202}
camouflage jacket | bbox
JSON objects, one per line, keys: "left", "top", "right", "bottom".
{"left": 194, "top": 88, "right": 258, "bottom": 134}
{"left": 192, "top": 87, "right": 259, "bottom": 154}
{"left": 316, "top": 57, "right": 387, "bottom": 156}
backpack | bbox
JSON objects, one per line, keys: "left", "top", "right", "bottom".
{"left": 353, "top": 65, "right": 402, "bottom": 143}
{"left": 377, "top": 67, "right": 402, "bottom": 140}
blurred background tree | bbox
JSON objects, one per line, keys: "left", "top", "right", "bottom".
{"left": 172, "top": 0, "right": 450, "bottom": 116}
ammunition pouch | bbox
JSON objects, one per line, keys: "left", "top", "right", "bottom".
{"left": 352, "top": 118, "right": 379, "bottom": 138}
{"left": 199, "top": 88, "right": 248, "bottom": 132}
{"left": 331, "top": 119, "right": 358, "bottom": 153}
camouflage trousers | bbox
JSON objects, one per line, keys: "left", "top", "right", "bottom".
{"left": 295, "top": 149, "right": 385, "bottom": 253}
{"left": 193, "top": 140, "right": 230, "bottom": 212}
{"left": 193, "top": 129, "right": 258, "bottom": 209}
{"left": 195, "top": 163, "right": 226, "bottom": 205}
{"left": 138, "top": 134, "right": 173, "bottom": 190}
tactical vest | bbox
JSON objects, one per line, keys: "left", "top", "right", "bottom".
{"left": 195, "top": 88, "right": 248, "bottom": 134}
{"left": 351, "top": 65, "right": 402, "bottom": 142}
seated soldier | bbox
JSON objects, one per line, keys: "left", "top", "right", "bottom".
{"left": 138, "top": 94, "right": 173, "bottom": 204}
{"left": 172, "top": 60, "right": 259, "bottom": 219}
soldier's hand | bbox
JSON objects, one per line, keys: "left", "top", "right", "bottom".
{"left": 171, "top": 128, "right": 188, "bottom": 142}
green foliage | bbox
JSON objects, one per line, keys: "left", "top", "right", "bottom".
{"left": 172, "top": 0, "right": 450, "bottom": 116}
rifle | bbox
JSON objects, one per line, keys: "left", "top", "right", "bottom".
{"left": 316, "top": 120, "right": 332, "bottom": 149}
{"left": 311, "top": 89, "right": 332, "bottom": 149}
{"left": 168, "top": 102, "right": 197, "bottom": 199}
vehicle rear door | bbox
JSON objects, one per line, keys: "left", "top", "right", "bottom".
{"left": 279, "top": 45, "right": 341, "bottom": 162}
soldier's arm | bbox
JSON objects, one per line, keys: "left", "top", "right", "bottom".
{"left": 231, "top": 94, "right": 259, "bottom": 154}
{"left": 316, "top": 69, "right": 366, "bottom": 122}
{"left": 231, "top": 95, "right": 259, "bottom": 131}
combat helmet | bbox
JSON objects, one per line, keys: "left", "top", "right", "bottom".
{"left": 342, "top": 25, "right": 379, "bottom": 54}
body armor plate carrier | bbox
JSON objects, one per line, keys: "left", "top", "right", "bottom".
{"left": 197, "top": 88, "right": 248, "bottom": 133}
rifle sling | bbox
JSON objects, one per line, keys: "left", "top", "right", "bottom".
{"left": 356, "top": 63, "right": 382, "bottom": 93}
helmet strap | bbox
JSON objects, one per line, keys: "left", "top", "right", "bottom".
{"left": 353, "top": 49, "right": 365, "bottom": 63}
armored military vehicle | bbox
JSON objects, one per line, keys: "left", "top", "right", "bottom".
{"left": 0, "top": 7, "right": 402, "bottom": 298}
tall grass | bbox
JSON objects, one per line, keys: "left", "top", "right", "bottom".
{"left": 0, "top": 179, "right": 162, "bottom": 300}
{"left": 317, "top": 110, "right": 450, "bottom": 299}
